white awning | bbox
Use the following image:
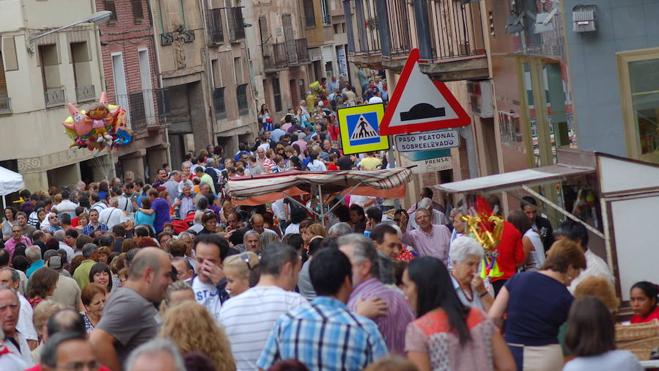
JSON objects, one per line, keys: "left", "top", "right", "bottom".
{"left": 0, "top": 166, "right": 24, "bottom": 196}
{"left": 436, "top": 163, "right": 595, "bottom": 194}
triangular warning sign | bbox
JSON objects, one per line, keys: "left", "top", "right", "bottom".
{"left": 380, "top": 48, "right": 471, "bottom": 135}
{"left": 350, "top": 114, "right": 378, "bottom": 140}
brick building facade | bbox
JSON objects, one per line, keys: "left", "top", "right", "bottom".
{"left": 97, "top": 0, "right": 168, "bottom": 182}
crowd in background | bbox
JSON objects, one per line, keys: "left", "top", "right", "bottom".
{"left": 0, "top": 73, "right": 656, "bottom": 371}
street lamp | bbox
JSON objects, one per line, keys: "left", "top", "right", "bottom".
{"left": 29, "top": 10, "right": 113, "bottom": 43}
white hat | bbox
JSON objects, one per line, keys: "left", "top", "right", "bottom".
{"left": 419, "top": 197, "right": 433, "bottom": 209}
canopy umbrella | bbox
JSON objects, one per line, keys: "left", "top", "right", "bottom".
{"left": 225, "top": 168, "right": 413, "bottom": 223}
{"left": 0, "top": 166, "right": 25, "bottom": 208}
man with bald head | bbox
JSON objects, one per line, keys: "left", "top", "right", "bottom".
{"left": 90, "top": 248, "right": 172, "bottom": 371}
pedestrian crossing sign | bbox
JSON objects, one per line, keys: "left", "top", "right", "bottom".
{"left": 338, "top": 103, "right": 390, "bottom": 155}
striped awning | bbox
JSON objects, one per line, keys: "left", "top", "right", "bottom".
{"left": 225, "top": 167, "right": 413, "bottom": 201}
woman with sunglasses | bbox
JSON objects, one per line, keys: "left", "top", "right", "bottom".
{"left": 222, "top": 252, "right": 260, "bottom": 297}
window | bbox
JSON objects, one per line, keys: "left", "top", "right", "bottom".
{"left": 272, "top": 78, "right": 282, "bottom": 112}
{"left": 2, "top": 37, "right": 18, "bottom": 71}
{"left": 213, "top": 87, "right": 226, "bottom": 118}
{"left": 320, "top": 0, "right": 330, "bottom": 26}
{"left": 39, "top": 44, "right": 64, "bottom": 107}
{"left": 619, "top": 50, "right": 659, "bottom": 163}
{"left": 303, "top": 0, "right": 316, "bottom": 28}
{"left": 233, "top": 57, "right": 242, "bottom": 84}
{"left": 104, "top": 0, "right": 117, "bottom": 21}
{"left": 236, "top": 84, "right": 248, "bottom": 116}
{"left": 70, "top": 42, "right": 95, "bottom": 103}
{"left": 228, "top": 7, "right": 245, "bottom": 41}
{"left": 131, "top": 0, "right": 144, "bottom": 23}
{"left": 208, "top": 8, "right": 224, "bottom": 44}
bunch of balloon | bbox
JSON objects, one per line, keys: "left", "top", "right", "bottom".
{"left": 62, "top": 92, "right": 133, "bottom": 151}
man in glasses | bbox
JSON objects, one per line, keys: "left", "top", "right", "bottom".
{"left": 3, "top": 227, "right": 32, "bottom": 262}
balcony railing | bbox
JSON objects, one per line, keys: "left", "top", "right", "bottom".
{"left": 426, "top": 0, "right": 485, "bottom": 61}
{"left": 228, "top": 7, "right": 245, "bottom": 42}
{"left": 45, "top": 87, "right": 65, "bottom": 108}
{"left": 0, "top": 97, "right": 11, "bottom": 114}
{"left": 114, "top": 88, "right": 169, "bottom": 132}
{"left": 75, "top": 84, "right": 96, "bottom": 103}
{"left": 264, "top": 38, "right": 310, "bottom": 71}
{"left": 296, "top": 38, "right": 310, "bottom": 63}
{"left": 206, "top": 8, "right": 224, "bottom": 45}
{"left": 353, "top": 0, "right": 381, "bottom": 56}
{"left": 263, "top": 43, "right": 289, "bottom": 71}
{"left": 384, "top": 0, "right": 412, "bottom": 57}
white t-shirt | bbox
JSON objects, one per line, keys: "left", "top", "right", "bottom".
{"left": 192, "top": 276, "right": 223, "bottom": 321}
{"left": 219, "top": 286, "right": 307, "bottom": 371}
{"left": 569, "top": 249, "right": 615, "bottom": 293}
{"left": 368, "top": 96, "right": 383, "bottom": 104}
{"left": 17, "top": 295, "right": 37, "bottom": 341}
{"left": 5, "top": 331, "right": 34, "bottom": 367}
{"left": 284, "top": 223, "right": 300, "bottom": 236}
{"left": 524, "top": 229, "right": 545, "bottom": 271}
{"left": 98, "top": 207, "right": 125, "bottom": 229}
{"left": 58, "top": 241, "right": 76, "bottom": 263}
{"left": 563, "top": 350, "right": 642, "bottom": 371}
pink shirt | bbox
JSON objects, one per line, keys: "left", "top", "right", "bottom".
{"left": 403, "top": 224, "right": 451, "bottom": 266}
{"left": 5, "top": 235, "right": 32, "bottom": 261}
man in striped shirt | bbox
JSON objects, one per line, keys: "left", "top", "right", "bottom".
{"left": 219, "top": 242, "right": 306, "bottom": 371}
{"left": 339, "top": 233, "right": 415, "bottom": 354}
{"left": 257, "top": 248, "right": 388, "bottom": 370}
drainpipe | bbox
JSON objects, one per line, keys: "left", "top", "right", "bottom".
{"left": 151, "top": 0, "right": 172, "bottom": 168}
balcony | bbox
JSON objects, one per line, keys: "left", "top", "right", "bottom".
{"left": 75, "top": 85, "right": 96, "bottom": 103}
{"left": 228, "top": 7, "right": 245, "bottom": 42}
{"left": 419, "top": 0, "right": 488, "bottom": 81}
{"left": 206, "top": 8, "right": 224, "bottom": 45}
{"left": 263, "top": 38, "right": 310, "bottom": 72}
{"left": 0, "top": 97, "right": 11, "bottom": 114}
{"left": 263, "top": 43, "right": 288, "bottom": 72}
{"left": 115, "top": 89, "right": 168, "bottom": 132}
{"left": 347, "top": 0, "right": 488, "bottom": 80}
{"left": 296, "top": 38, "right": 310, "bottom": 63}
{"left": 44, "top": 87, "right": 65, "bottom": 108}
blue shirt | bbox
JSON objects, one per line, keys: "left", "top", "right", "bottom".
{"left": 134, "top": 210, "right": 155, "bottom": 228}
{"left": 26, "top": 260, "right": 45, "bottom": 278}
{"left": 83, "top": 223, "right": 109, "bottom": 236}
{"left": 504, "top": 271, "right": 573, "bottom": 346}
{"left": 257, "top": 296, "right": 388, "bottom": 370}
{"left": 152, "top": 198, "right": 171, "bottom": 233}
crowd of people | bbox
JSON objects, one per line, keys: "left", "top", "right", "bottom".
{"left": 0, "top": 74, "right": 657, "bottom": 371}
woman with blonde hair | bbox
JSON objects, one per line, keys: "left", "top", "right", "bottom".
{"left": 223, "top": 252, "right": 260, "bottom": 297}
{"left": 160, "top": 302, "right": 236, "bottom": 371}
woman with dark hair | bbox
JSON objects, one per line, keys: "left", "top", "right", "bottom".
{"left": 489, "top": 239, "right": 586, "bottom": 371}
{"left": 563, "top": 297, "right": 642, "bottom": 371}
{"left": 134, "top": 197, "right": 155, "bottom": 230}
{"left": 2, "top": 206, "right": 17, "bottom": 241}
{"left": 81, "top": 283, "right": 107, "bottom": 333}
{"left": 198, "top": 211, "right": 219, "bottom": 235}
{"left": 629, "top": 281, "right": 659, "bottom": 323}
{"left": 89, "top": 262, "right": 113, "bottom": 293}
{"left": 27, "top": 267, "right": 59, "bottom": 308}
{"left": 402, "top": 257, "right": 514, "bottom": 371}
{"left": 507, "top": 210, "right": 544, "bottom": 271}
{"left": 98, "top": 181, "right": 109, "bottom": 201}
{"left": 349, "top": 204, "right": 367, "bottom": 234}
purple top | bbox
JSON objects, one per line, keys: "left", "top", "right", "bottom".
{"left": 347, "top": 277, "right": 415, "bottom": 354}
{"left": 152, "top": 197, "right": 171, "bottom": 233}
{"left": 403, "top": 224, "right": 451, "bottom": 266}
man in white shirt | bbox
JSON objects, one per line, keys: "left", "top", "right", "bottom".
{"left": 219, "top": 243, "right": 306, "bottom": 371}
{"left": 368, "top": 91, "right": 383, "bottom": 104}
{"left": 98, "top": 198, "right": 125, "bottom": 229}
{"left": 0, "top": 268, "right": 37, "bottom": 349}
{"left": 0, "top": 287, "right": 34, "bottom": 366}
{"left": 56, "top": 190, "right": 79, "bottom": 218}
{"left": 555, "top": 221, "right": 615, "bottom": 293}
{"left": 407, "top": 197, "right": 449, "bottom": 231}
{"left": 53, "top": 230, "right": 76, "bottom": 263}
{"left": 191, "top": 234, "right": 230, "bottom": 321}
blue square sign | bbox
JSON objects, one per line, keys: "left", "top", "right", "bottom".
{"left": 346, "top": 111, "right": 381, "bottom": 146}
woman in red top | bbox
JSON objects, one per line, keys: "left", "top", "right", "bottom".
{"left": 629, "top": 281, "right": 659, "bottom": 324}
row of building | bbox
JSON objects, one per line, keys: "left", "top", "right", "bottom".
{"left": 0, "top": 0, "right": 351, "bottom": 191}
{"left": 340, "top": 0, "right": 659, "bottom": 209}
